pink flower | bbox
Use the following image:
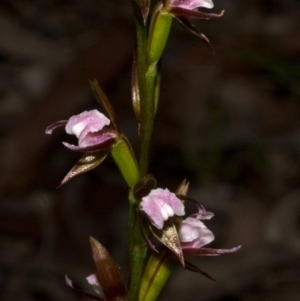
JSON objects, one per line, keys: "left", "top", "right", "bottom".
{"left": 179, "top": 213, "right": 241, "bottom": 257}
{"left": 140, "top": 188, "right": 185, "bottom": 229}
{"left": 139, "top": 185, "right": 240, "bottom": 254}
{"left": 161, "top": 0, "right": 223, "bottom": 52}
{"left": 170, "top": 0, "right": 214, "bottom": 10}
{"left": 46, "top": 110, "right": 117, "bottom": 152}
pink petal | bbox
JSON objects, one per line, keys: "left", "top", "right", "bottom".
{"left": 179, "top": 217, "right": 214, "bottom": 248}
{"left": 86, "top": 274, "right": 104, "bottom": 297}
{"left": 79, "top": 128, "right": 117, "bottom": 148}
{"left": 65, "top": 275, "right": 75, "bottom": 289}
{"left": 62, "top": 134, "right": 116, "bottom": 152}
{"left": 140, "top": 188, "right": 185, "bottom": 229}
{"left": 65, "top": 110, "right": 110, "bottom": 140}
{"left": 171, "top": 0, "right": 214, "bottom": 10}
{"left": 86, "top": 274, "right": 99, "bottom": 286}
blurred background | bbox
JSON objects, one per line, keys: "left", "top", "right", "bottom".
{"left": 0, "top": 0, "right": 300, "bottom": 300}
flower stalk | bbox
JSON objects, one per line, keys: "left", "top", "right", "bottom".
{"left": 134, "top": 15, "right": 157, "bottom": 177}
{"left": 46, "top": 1, "right": 239, "bottom": 301}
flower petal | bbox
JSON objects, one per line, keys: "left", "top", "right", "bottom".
{"left": 179, "top": 217, "right": 214, "bottom": 248}
{"left": 183, "top": 245, "right": 241, "bottom": 256}
{"left": 170, "top": 7, "right": 224, "bottom": 20}
{"left": 86, "top": 274, "right": 105, "bottom": 297}
{"left": 140, "top": 188, "right": 185, "bottom": 229}
{"left": 62, "top": 135, "right": 116, "bottom": 152}
{"left": 65, "top": 110, "right": 110, "bottom": 140}
{"left": 171, "top": 0, "right": 214, "bottom": 10}
{"left": 79, "top": 128, "right": 117, "bottom": 148}
{"left": 45, "top": 120, "right": 67, "bottom": 134}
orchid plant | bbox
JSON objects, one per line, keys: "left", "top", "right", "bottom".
{"left": 46, "top": 1, "right": 240, "bottom": 301}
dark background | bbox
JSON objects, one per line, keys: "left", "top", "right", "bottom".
{"left": 0, "top": 0, "right": 300, "bottom": 300}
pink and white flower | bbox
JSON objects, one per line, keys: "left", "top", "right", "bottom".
{"left": 46, "top": 110, "right": 117, "bottom": 152}
{"left": 140, "top": 188, "right": 185, "bottom": 229}
{"left": 140, "top": 185, "right": 240, "bottom": 259}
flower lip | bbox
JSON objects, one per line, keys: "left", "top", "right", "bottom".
{"left": 65, "top": 110, "right": 110, "bottom": 140}
{"left": 179, "top": 217, "right": 215, "bottom": 248}
{"left": 62, "top": 128, "right": 117, "bottom": 152}
{"left": 140, "top": 188, "right": 185, "bottom": 229}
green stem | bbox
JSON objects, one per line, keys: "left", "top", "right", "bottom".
{"left": 127, "top": 15, "right": 158, "bottom": 301}
{"left": 128, "top": 191, "right": 148, "bottom": 301}
{"left": 135, "top": 17, "right": 157, "bottom": 177}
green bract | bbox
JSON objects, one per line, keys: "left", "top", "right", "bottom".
{"left": 147, "top": 3, "right": 172, "bottom": 66}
